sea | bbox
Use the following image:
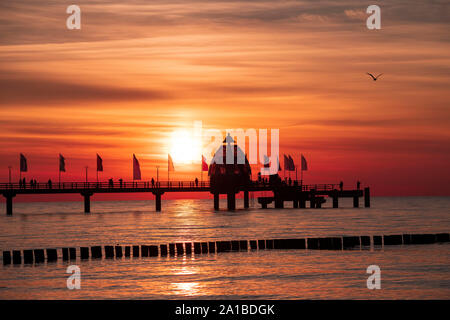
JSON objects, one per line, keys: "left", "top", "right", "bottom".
{"left": 0, "top": 196, "right": 449, "bottom": 299}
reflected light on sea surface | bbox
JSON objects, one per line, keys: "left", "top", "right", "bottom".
{"left": 170, "top": 282, "right": 203, "bottom": 296}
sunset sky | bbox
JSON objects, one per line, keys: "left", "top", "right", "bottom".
{"left": 1, "top": 0, "right": 449, "bottom": 197}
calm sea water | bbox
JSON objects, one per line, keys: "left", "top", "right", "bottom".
{"left": 0, "top": 196, "right": 449, "bottom": 299}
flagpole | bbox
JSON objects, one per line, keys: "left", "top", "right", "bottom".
{"left": 301, "top": 168, "right": 303, "bottom": 188}
{"left": 156, "top": 166, "right": 159, "bottom": 183}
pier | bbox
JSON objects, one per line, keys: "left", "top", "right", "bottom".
{"left": 0, "top": 181, "right": 370, "bottom": 215}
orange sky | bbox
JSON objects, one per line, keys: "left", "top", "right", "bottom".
{"left": 1, "top": 0, "right": 449, "bottom": 197}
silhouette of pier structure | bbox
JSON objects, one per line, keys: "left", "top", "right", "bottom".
{"left": 1, "top": 135, "right": 371, "bottom": 215}
{"left": 0, "top": 180, "right": 370, "bottom": 215}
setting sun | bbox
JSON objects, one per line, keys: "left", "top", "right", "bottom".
{"left": 169, "top": 129, "right": 202, "bottom": 164}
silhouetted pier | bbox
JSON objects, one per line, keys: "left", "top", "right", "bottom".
{"left": 0, "top": 181, "right": 370, "bottom": 215}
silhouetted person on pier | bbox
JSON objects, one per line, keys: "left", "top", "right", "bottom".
{"left": 48, "top": 179, "right": 52, "bottom": 189}
{"left": 119, "top": 178, "right": 123, "bottom": 188}
{"left": 289, "top": 177, "right": 292, "bottom": 186}
{"left": 339, "top": 181, "right": 343, "bottom": 191}
{"left": 195, "top": 178, "right": 199, "bottom": 187}
{"left": 357, "top": 181, "right": 361, "bottom": 190}
{"left": 151, "top": 178, "right": 155, "bottom": 187}
{"left": 109, "top": 178, "right": 113, "bottom": 188}
{"left": 23, "top": 178, "right": 26, "bottom": 189}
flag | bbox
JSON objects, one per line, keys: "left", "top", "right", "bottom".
{"left": 288, "top": 155, "right": 295, "bottom": 171}
{"left": 59, "top": 154, "right": 66, "bottom": 172}
{"left": 20, "top": 153, "right": 28, "bottom": 172}
{"left": 168, "top": 154, "right": 175, "bottom": 172}
{"left": 301, "top": 154, "right": 308, "bottom": 171}
{"left": 263, "top": 155, "right": 270, "bottom": 168}
{"left": 202, "top": 155, "right": 208, "bottom": 171}
{"left": 133, "top": 154, "right": 141, "bottom": 180}
{"left": 96, "top": 154, "right": 103, "bottom": 172}
{"left": 283, "top": 154, "right": 290, "bottom": 171}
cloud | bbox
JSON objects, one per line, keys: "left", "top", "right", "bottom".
{"left": 0, "top": 73, "right": 171, "bottom": 105}
{"left": 344, "top": 9, "right": 366, "bottom": 21}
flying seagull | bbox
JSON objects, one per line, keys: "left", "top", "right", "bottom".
{"left": 367, "top": 73, "right": 383, "bottom": 81}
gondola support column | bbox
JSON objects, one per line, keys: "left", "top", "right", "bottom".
{"left": 244, "top": 190, "right": 249, "bottom": 209}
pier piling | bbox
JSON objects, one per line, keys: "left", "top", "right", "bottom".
{"left": 154, "top": 193, "right": 163, "bottom": 212}
{"left": 23, "top": 250, "right": 33, "bottom": 264}
{"left": 361, "top": 236, "right": 370, "bottom": 247}
{"left": 149, "top": 245, "right": 158, "bottom": 257}
{"left": 12, "top": 250, "right": 21, "bottom": 264}
{"left": 364, "top": 188, "right": 370, "bottom": 207}
{"left": 104, "top": 246, "right": 114, "bottom": 258}
{"left": 46, "top": 249, "right": 57, "bottom": 262}
{"left": 62, "top": 248, "right": 69, "bottom": 260}
{"left": 353, "top": 196, "right": 359, "bottom": 208}
{"left": 185, "top": 242, "right": 192, "bottom": 254}
{"left": 383, "top": 235, "right": 403, "bottom": 245}
{"left": 244, "top": 191, "right": 249, "bottom": 208}
{"left": 81, "top": 192, "right": 93, "bottom": 213}
{"left": 176, "top": 243, "right": 184, "bottom": 255}
{"left": 333, "top": 194, "right": 339, "bottom": 208}
{"left": 124, "top": 246, "right": 131, "bottom": 257}
{"left": 201, "top": 242, "right": 208, "bottom": 253}
{"left": 373, "top": 235, "right": 382, "bottom": 246}
{"left": 227, "top": 193, "right": 236, "bottom": 210}
{"left": 4, "top": 193, "right": 15, "bottom": 216}
{"left": 169, "top": 243, "right": 176, "bottom": 255}
{"left": 436, "top": 233, "right": 449, "bottom": 242}
{"left": 208, "top": 242, "right": 215, "bottom": 253}
{"left": 115, "top": 246, "right": 123, "bottom": 258}
{"left": 34, "top": 249, "right": 45, "bottom": 263}
{"left": 411, "top": 234, "right": 436, "bottom": 244}
{"left": 343, "top": 236, "right": 360, "bottom": 249}
{"left": 258, "top": 240, "right": 266, "bottom": 250}
{"left": 194, "top": 242, "right": 201, "bottom": 254}
{"left": 69, "top": 248, "right": 76, "bottom": 260}
{"left": 160, "top": 244, "right": 168, "bottom": 256}
{"left": 214, "top": 193, "right": 219, "bottom": 210}
{"left": 80, "top": 247, "right": 89, "bottom": 259}
{"left": 132, "top": 245, "right": 140, "bottom": 257}
{"left": 3, "top": 251, "right": 11, "bottom": 265}
{"left": 141, "top": 245, "right": 149, "bottom": 257}
{"left": 91, "top": 246, "right": 103, "bottom": 259}
{"left": 307, "top": 238, "right": 319, "bottom": 249}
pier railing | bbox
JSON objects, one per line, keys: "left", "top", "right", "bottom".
{"left": 0, "top": 181, "right": 339, "bottom": 192}
{"left": 0, "top": 181, "right": 211, "bottom": 190}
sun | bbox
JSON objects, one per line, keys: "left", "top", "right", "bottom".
{"left": 169, "top": 129, "right": 202, "bottom": 164}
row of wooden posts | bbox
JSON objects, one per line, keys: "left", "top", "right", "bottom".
{"left": 2, "top": 233, "right": 449, "bottom": 265}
